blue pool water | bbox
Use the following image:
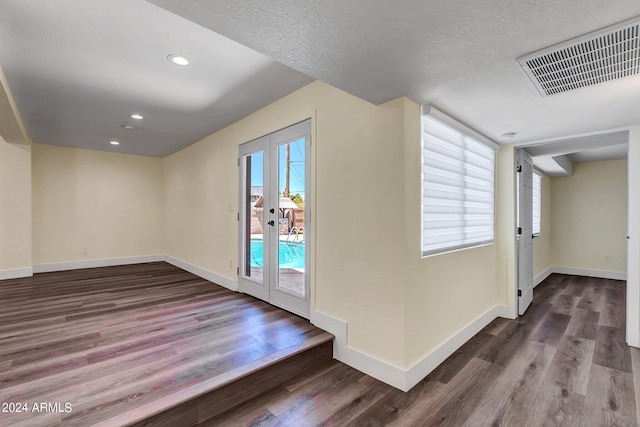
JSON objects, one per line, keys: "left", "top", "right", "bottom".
{"left": 250, "top": 239, "right": 305, "bottom": 269}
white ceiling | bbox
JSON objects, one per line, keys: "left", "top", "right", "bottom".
{"left": 523, "top": 131, "right": 629, "bottom": 177}
{"left": 0, "top": 0, "right": 313, "bottom": 156}
{"left": 1, "top": 0, "right": 640, "bottom": 159}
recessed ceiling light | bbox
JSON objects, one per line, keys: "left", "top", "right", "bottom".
{"left": 167, "top": 54, "right": 189, "bottom": 66}
{"left": 123, "top": 125, "right": 135, "bottom": 130}
{"left": 130, "top": 114, "right": 143, "bottom": 120}
{"left": 110, "top": 141, "right": 120, "bottom": 146}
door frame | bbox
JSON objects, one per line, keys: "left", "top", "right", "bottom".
{"left": 237, "top": 119, "right": 312, "bottom": 318}
{"left": 516, "top": 148, "right": 534, "bottom": 316}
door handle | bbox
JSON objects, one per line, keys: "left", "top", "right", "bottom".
{"left": 268, "top": 220, "right": 275, "bottom": 226}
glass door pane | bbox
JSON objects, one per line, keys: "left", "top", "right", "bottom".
{"left": 238, "top": 136, "right": 270, "bottom": 303}
{"left": 244, "top": 151, "right": 264, "bottom": 283}
{"left": 276, "top": 138, "right": 306, "bottom": 296}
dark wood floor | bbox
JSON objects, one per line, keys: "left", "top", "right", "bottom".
{"left": 0, "top": 262, "right": 332, "bottom": 426}
{"left": 208, "top": 274, "right": 640, "bottom": 426}
{"left": 1, "top": 267, "right": 637, "bottom": 426}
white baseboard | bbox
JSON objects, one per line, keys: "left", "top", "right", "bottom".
{"left": 310, "top": 309, "right": 406, "bottom": 390}
{"left": 33, "top": 255, "right": 165, "bottom": 273}
{"left": 31, "top": 255, "right": 238, "bottom": 291}
{"left": 404, "top": 304, "right": 507, "bottom": 391}
{"left": 0, "top": 267, "right": 33, "bottom": 280}
{"left": 552, "top": 266, "right": 626, "bottom": 281}
{"left": 534, "top": 267, "right": 553, "bottom": 288}
{"left": 495, "top": 304, "right": 517, "bottom": 319}
{"left": 163, "top": 255, "right": 237, "bottom": 291}
{"left": 311, "top": 304, "right": 506, "bottom": 392}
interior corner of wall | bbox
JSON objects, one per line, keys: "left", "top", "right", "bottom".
{"left": 310, "top": 309, "right": 348, "bottom": 347}
{"left": 162, "top": 255, "right": 237, "bottom": 292}
{"left": 0, "top": 65, "right": 31, "bottom": 146}
{"left": 310, "top": 309, "right": 409, "bottom": 390}
{"left": 404, "top": 304, "right": 507, "bottom": 391}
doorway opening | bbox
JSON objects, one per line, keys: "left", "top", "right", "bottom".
{"left": 515, "top": 132, "right": 629, "bottom": 325}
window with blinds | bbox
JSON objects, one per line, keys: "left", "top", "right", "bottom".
{"left": 421, "top": 107, "right": 498, "bottom": 257}
{"left": 532, "top": 172, "right": 542, "bottom": 236}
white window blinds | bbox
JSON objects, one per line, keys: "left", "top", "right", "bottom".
{"left": 532, "top": 172, "right": 542, "bottom": 236}
{"left": 421, "top": 107, "right": 498, "bottom": 257}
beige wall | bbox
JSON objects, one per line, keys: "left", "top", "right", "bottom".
{"left": 164, "top": 81, "right": 408, "bottom": 365}
{"left": 32, "top": 144, "right": 165, "bottom": 265}
{"left": 533, "top": 173, "right": 552, "bottom": 279}
{"left": 164, "top": 81, "right": 509, "bottom": 369}
{"left": 0, "top": 64, "right": 30, "bottom": 146}
{"left": 0, "top": 136, "right": 32, "bottom": 272}
{"left": 163, "top": 116, "right": 247, "bottom": 284}
{"left": 551, "top": 159, "right": 628, "bottom": 273}
{"left": 404, "top": 104, "right": 506, "bottom": 366}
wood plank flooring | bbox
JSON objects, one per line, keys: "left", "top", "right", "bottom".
{"left": 207, "top": 274, "right": 640, "bottom": 426}
{"left": 0, "top": 262, "right": 332, "bottom": 426}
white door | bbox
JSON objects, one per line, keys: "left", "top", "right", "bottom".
{"left": 517, "top": 149, "right": 534, "bottom": 315}
{"left": 238, "top": 120, "right": 311, "bottom": 318}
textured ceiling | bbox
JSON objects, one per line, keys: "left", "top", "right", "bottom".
{"left": 1, "top": 0, "right": 640, "bottom": 158}
{"left": 147, "top": 0, "right": 640, "bottom": 145}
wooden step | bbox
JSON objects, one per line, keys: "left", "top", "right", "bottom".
{"left": 99, "top": 332, "right": 333, "bottom": 427}
{"left": 0, "top": 262, "right": 333, "bottom": 427}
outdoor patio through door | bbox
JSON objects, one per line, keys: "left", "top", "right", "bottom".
{"left": 238, "top": 120, "right": 311, "bottom": 318}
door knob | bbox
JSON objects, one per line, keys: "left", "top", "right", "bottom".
{"left": 268, "top": 220, "right": 275, "bottom": 226}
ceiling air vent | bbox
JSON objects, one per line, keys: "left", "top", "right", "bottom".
{"left": 517, "top": 16, "right": 640, "bottom": 96}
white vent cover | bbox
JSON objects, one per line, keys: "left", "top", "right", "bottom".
{"left": 517, "top": 17, "right": 640, "bottom": 96}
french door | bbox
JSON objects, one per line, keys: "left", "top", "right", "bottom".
{"left": 238, "top": 120, "right": 311, "bottom": 318}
